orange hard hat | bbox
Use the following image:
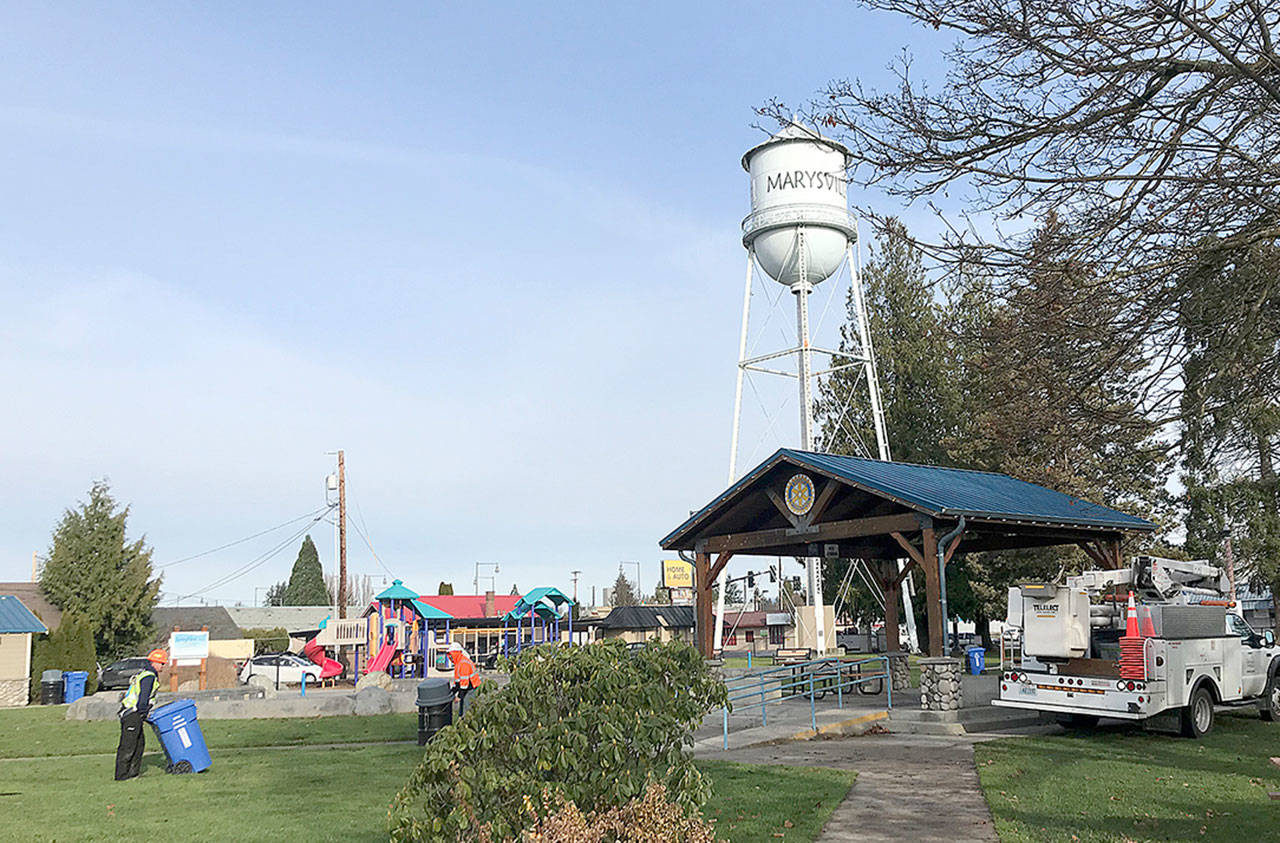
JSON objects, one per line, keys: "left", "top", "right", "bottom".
{"left": 147, "top": 649, "right": 168, "bottom": 666}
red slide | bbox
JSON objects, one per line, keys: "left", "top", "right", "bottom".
{"left": 365, "top": 641, "right": 398, "bottom": 674}
{"left": 302, "top": 636, "right": 345, "bottom": 680}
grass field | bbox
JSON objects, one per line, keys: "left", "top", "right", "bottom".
{"left": 976, "top": 711, "right": 1280, "bottom": 842}
{"left": 0, "top": 706, "right": 853, "bottom": 842}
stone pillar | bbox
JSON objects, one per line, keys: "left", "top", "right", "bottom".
{"left": 919, "top": 657, "right": 963, "bottom": 711}
{"left": 886, "top": 651, "right": 910, "bottom": 692}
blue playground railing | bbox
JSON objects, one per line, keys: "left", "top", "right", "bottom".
{"left": 720, "top": 655, "right": 892, "bottom": 750}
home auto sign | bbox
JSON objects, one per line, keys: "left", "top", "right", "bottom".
{"left": 169, "top": 630, "right": 210, "bottom": 667}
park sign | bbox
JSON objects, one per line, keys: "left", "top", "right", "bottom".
{"left": 169, "top": 629, "right": 209, "bottom": 666}
{"left": 663, "top": 559, "right": 693, "bottom": 589}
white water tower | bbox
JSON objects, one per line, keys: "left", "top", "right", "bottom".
{"left": 718, "top": 120, "right": 917, "bottom": 655}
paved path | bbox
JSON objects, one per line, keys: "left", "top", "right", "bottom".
{"left": 701, "top": 732, "right": 998, "bottom": 842}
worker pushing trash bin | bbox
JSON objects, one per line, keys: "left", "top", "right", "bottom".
{"left": 114, "top": 648, "right": 166, "bottom": 781}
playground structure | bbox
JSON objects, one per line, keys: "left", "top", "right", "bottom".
{"left": 349, "top": 581, "right": 577, "bottom": 679}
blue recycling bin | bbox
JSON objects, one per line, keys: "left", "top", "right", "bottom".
{"left": 61, "top": 671, "right": 88, "bottom": 704}
{"left": 966, "top": 646, "right": 985, "bottom": 675}
{"left": 146, "top": 699, "right": 211, "bottom": 774}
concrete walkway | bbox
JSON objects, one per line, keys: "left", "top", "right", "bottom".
{"left": 701, "top": 732, "right": 1000, "bottom": 842}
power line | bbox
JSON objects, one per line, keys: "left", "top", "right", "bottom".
{"left": 155, "top": 506, "right": 332, "bottom": 569}
{"left": 177, "top": 506, "right": 334, "bottom": 600}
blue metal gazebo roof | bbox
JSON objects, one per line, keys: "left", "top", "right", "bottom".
{"left": 662, "top": 449, "right": 1155, "bottom": 549}
{"left": 0, "top": 595, "right": 48, "bottom": 634}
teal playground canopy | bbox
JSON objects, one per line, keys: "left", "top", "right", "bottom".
{"left": 504, "top": 587, "right": 574, "bottom": 622}
{"left": 374, "top": 579, "right": 419, "bottom": 601}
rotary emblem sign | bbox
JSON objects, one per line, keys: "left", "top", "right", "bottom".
{"left": 784, "top": 473, "right": 815, "bottom": 516}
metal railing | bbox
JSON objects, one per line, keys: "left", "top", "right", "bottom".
{"left": 720, "top": 656, "right": 891, "bottom": 750}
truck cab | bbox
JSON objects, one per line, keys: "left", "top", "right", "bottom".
{"left": 1228, "top": 612, "right": 1279, "bottom": 699}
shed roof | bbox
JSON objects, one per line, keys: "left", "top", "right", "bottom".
{"left": 0, "top": 583, "right": 60, "bottom": 631}
{"left": 226, "top": 606, "right": 363, "bottom": 631}
{"left": 151, "top": 606, "right": 242, "bottom": 642}
{"left": 662, "top": 449, "right": 1155, "bottom": 555}
{"left": 0, "top": 595, "right": 48, "bottom": 634}
{"left": 598, "top": 605, "right": 694, "bottom": 631}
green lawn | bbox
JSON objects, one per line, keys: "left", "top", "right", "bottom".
{"left": 0, "top": 704, "right": 416, "bottom": 758}
{"left": 975, "top": 712, "right": 1280, "bottom": 842}
{"left": 698, "top": 759, "right": 855, "bottom": 842}
{"left": 0, "top": 706, "right": 854, "bottom": 841}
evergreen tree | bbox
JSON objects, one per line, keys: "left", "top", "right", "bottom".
{"left": 610, "top": 571, "right": 638, "bottom": 607}
{"left": 815, "top": 218, "right": 962, "bottom": 464}
{"left": 438, "top": 582, "right": 454, "bottom": 596}
{"left": 1180, "top": 239, "right": 1280, "bottom": 599}
{"left": 28, "top": 610, "right": 99, "bottom": 701}
{"left": 264, "top": 581, "right": 287, "bottom": 607}
{"left": 40, "top": 481, "right": 161, "bottom": 661}
{"left": 283, "top": 536, "right": 328, "bottom": 605}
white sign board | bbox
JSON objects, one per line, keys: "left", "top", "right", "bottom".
{"left": 169, "top": 630, "right": 209, "bottom": 666}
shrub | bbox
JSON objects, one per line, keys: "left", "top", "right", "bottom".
{"left": 240, "top": 627, "right": 290, "bottom": 655}
{"left": 29, "top": 610, "right": 99, "bottom": 701}
{"left": 387, "top": 640, "right": 727, "bottom": 842}
{"left": 517, "top": 782, "right": 719, "bottom": 842}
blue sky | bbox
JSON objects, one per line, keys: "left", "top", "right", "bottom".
{"left": 0, "top": 2, "right": 952, "bottom": 605}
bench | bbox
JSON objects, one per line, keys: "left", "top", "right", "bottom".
{"left": 774, "top": 647, "right": 812, "bottom": 665}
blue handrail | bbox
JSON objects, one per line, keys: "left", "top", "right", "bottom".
{"left": 720, "top": 655, "right": 892, "bottom": 750}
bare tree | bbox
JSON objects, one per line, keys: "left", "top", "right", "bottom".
{"left": 775, "top": 0, "right": 1280, "bottom": 419}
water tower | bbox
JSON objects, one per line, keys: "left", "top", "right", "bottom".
{"left": 718, "top": 120, "right": 918, "bottom": 654}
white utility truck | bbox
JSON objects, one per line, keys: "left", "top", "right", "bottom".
{"left": 995, "top": 555, "right": 1279, "bottom": 737}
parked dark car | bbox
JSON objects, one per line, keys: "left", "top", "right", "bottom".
{"left": 99, "top": 657, "right": 154, "bottom": 690}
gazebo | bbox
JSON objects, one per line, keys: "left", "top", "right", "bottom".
{"left": 661, "top": 449, "right": 1156, "bottom": 658}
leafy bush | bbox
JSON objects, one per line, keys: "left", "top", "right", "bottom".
{"left": 387, "top": 640, "right": 727, "bottom": 842}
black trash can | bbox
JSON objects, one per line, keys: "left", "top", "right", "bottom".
{"left": 40, "top": 669, "right": 64, "bottom": 705}
{"left": 416, "top": 678, "right": 454, "bottom": 746}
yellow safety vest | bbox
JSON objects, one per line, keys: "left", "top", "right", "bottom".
{"left": 121, "top": 668, "right": 158, "bottom": 713}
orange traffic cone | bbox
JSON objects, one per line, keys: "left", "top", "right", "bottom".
{"left": 1140, "top": 605, "right": 1156, "bottom": 638}
{"left": 1125, "top": 591, "right": 1139, "bottom": 637}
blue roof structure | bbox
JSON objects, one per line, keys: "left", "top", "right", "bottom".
{"left": 0, "top": 595, "right": 48, "bottom": 634}
{"left": 504, "top": 587, "right": 574, "bottom": 622}
{"left": 663, "top": 449, "right": 1155, "bottom": 550}
{"left": 375, "top": 579, "right": 420, "bottom": 601}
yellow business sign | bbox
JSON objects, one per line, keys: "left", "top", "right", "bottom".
{"left": 662, "top": 559, "right": 693, "bottom": 589}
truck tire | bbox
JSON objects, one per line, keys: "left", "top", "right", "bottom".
{"left": 1261, "top": 671, "right": 1279, "bottom": 722}
{"left": 1180, "top": 684, "right": 1215, "bottom": 738}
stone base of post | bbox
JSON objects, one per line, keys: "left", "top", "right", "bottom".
{"left": 886, "top": 651, "right": 910, "bottom": 692}
{"left": 919, "top": 657, "right": 963, "bottom": 711}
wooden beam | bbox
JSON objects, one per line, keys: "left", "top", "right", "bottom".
{"left": 921, "top": 527, "right": 944, "bottom": 657}
{"left": 890, "top": 531, "right": 926, "bottom": 567}
{"left": 708, "top": 552, "right": 734, "bottom": 587}
{"left": 893, "top": 557, "right": 919, "bottom": 587}
{"left": 883, "top": 575, "right": 901, "bottom": 653}
{"left": 943, "top": 530, "right": 965, "bottom": 566}
{"left": 698, "top": 513, "right": 920, "bottom": 555}
{"left": 802, "top": 480, "right": 840, "bottom": 528}
{"left": 764, "top": 488, "right": 801, "bottom": 528}
{"left": 694, "top": 551, "right": 713, "bottom": 658}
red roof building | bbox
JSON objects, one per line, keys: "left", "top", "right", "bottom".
{"left": 415, "top": 593, "right": 521, "bottom": 621}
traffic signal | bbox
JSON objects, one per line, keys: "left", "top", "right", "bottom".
{"left": 747, "top": 571, "right": 755, "bottom": 588}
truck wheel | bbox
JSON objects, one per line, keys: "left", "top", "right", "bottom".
{"left": 1180, "top": 685, "right": 1215, "bottom": 738}
{"left": 1261, "top": 672, "right": 1279, "bottom": 722}
{"left": 1059, "top": 714, "right": 1099, "bottom": 730}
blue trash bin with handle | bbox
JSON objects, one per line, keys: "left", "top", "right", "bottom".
{"left": 61, "top": 670, "right": 88, "bottom": 704}
{"left": 146, "top": 699, "right": 211, "bottom": 774}
{"left": 965, "top": 646, "right": 985, "bottom": 676}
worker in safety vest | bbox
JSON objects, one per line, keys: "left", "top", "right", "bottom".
{"left": 115, "top": 649, "right": 166, "bottom": 781}
{"left": 446, "top": 643, "right": 481, "bottom": 715}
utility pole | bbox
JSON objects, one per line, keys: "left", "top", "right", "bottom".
{"left": 338, "top": 449, "right": 348, "bottom": 618}
{"left": 570, "top": 570, "right": 582, "bottom": 603}
{"left": 1222, "top": 529, "right": 1237, "bottom": 604}
{"left": 31, "top": 551, "right": 37, "bottom": 582}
